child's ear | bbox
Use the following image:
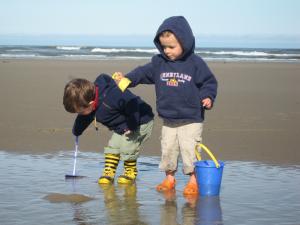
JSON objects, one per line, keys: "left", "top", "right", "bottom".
{"left": 89, "top": 101, "right": 96, "bottom": 110}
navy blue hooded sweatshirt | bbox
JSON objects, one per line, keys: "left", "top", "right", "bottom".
{"left": 72, "top": 74, "right": 154, "bottom": 136}
{"left": 126, "top": 16, "right": 217, "bottom": 122}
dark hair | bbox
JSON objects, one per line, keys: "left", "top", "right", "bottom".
{"left": 159, "top": 30, "right": 174, "bottom": 38}
{"left": 63, "top": 78, "right": 95, "bottom": 113}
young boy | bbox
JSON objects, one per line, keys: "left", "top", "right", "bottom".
{"left": 114, "top": 16, "right": 217, "bottom": 195}
{"left": 63, "top": 73, "right": 154, "bottom": 184}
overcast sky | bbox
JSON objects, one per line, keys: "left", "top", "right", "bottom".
{"left": 1, "top": 0, "right": 299, "bottom": 47}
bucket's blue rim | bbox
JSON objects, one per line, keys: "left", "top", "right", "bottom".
{"left": 194, "top": 160, "right": 225, "bottom": 167}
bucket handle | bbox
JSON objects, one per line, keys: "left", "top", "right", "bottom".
{"left": 195, "top": 143, "right": 220, "bottom": 168}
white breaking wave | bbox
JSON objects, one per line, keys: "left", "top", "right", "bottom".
{"left": 0, "top": 54, "right": 38, "bottom": 58}
{"left": 196, "top": 50, "right": 300, "bottom": 57}
{"left": 7, "top": 49, "right": 29, "bottom": 52}
{"left": 1, "top": 45, "right": 299, "bottom": 62}
{"left": 91, "top": 48, "right": 158, "bottom": 53}
{"left": 56, "top": 46, "right": 81, "bottom": 51}
{"left": 203, "top": 57, "right": 298, "bottom": 62}
{"left": 62, "top": 54, "right": 106, "bottom": 58}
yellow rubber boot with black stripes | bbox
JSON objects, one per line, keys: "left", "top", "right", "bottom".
{"left": 117, "top": 160, "right": 137, "bottom": 184}
{"left": 98, "top": 153, "right": 120, "bottom": 184}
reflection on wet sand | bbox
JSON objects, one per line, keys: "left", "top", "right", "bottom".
{"left": 2, "top": 152, "right": 298, "bottom": 225}
{"left": 44, "top": 188, "right": 223, "bottom": 225}
{"left": 159, "top": 189, "right": 181, "bottom": 225}
{"left": 72, "top": 204, "right": 95, "bottom": 225}
{"left": 196, "top": 196, "right": 223, "bottom": 225}
{"left": 158, "top": 190, "right": 223, "bottom": 225}
{"left": 99, "top": 183, "right": 149, "bottom": 225}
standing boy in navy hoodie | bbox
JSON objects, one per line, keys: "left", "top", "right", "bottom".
{"left": 114, "top": 16, "right": 217, "bottom": 195}
{"left": 63, "top": 74, "right": 154, "bottom": 184}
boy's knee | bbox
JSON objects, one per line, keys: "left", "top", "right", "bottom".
{"left": 120, "top": 152, "right": 139, "bottom": 161}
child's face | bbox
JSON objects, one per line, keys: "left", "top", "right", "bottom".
{"left": 159, "top": 33, "right": 183, "bottom": 60}
{"left": 76, "top": 103, "right": 94, "bottom": 115}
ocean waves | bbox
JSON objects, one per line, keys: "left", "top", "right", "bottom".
{"left": 1, "top": 45, "right": 299, "bottom": 62}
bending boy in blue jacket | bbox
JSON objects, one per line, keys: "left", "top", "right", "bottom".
{"left": 63, "top": 74, "right": 154, "bottom": 184}
{"left": 114, "top": 16, "right": 217, "bottom": 195}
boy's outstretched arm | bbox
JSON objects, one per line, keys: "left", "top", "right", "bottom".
{"left": 126, "top": 63, "right": 155, "bottom": 86}
{"left": 113, "top": 62, "right": 155, "bottom": 89}
{"left": 72, "top": 113, "right": 95, "bottom": 136}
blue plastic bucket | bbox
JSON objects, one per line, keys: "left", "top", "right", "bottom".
{"left": 194, "top": 160, "right": 224, "bottom": 196}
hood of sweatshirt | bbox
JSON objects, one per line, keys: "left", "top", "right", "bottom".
{"left": 154, "top": 16, "right": 195, "bottom": 61}
{"left": 94, "top": 74, "right": 115, "bottom": 104}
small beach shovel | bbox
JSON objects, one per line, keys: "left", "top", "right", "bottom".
{"left": 65, "top": 136, "right": 84, "bottom": 179}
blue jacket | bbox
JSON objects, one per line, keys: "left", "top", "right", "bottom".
{"left": 73, "top": 74, "right": 154, "bottom": 136}
{"left": 126, "top": 16, "right": 217, "bottom": 122}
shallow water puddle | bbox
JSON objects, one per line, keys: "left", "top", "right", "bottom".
{"left": 44, "top": 193, "right": 94, "bottom": 204}
{"left": 0, "top": 150, "right": 299, "bottom": 225}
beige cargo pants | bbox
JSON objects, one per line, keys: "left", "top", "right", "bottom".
{"left": 159, "top": 121, "right": 203, "bottom": 174}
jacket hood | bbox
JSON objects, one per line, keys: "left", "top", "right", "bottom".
{"left": 154, "top": 16, "right": 195, "bottom": 61}
{"left": 94, "top": 74, "right": 115, "bottom": 101}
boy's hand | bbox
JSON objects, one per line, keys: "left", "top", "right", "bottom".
{"left": 112, "top": 72, "right": 131, "bottom": 92}
{"left": 124, "top": 129, "right": 132, "bottom": 136}
{"left": 202, "top": 98, "right": 212, "bottom": 109}
{"left": 112, "top": 72, "right": 125, "bottom": 85}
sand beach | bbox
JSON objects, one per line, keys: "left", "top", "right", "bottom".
{"left": 1, "top": 58, "right": 300, "bottom": 225}
{"left": 0, "top": 59, "right": 299, "bottom": 165}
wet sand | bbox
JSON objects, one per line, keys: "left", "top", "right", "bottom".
{"left": 1, "top": 151, "right": 300, "bottom": 225}
{"left": 0, "top": 59, "right": 299, "bottom": 165}
{"left": 44, "top": 193, "right": 94, "bottom": 204}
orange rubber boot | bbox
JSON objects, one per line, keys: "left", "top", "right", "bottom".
{"left": 156, "top": 178, "right": 176, "bottom": 192}
{"left": 183, "top": 182, "right": 198, "bottom": 195}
